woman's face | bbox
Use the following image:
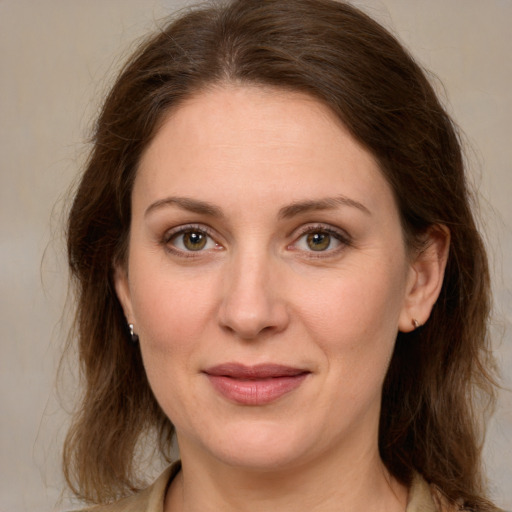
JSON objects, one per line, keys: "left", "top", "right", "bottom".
{"left": 116, "top": 85, "right": 420, "bottom": 471}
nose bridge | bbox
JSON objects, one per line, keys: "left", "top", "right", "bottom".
{"left": 218, "top": 243, "right": 288, "bottom": 339}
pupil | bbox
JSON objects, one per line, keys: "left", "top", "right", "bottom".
{"left": 307, "top": 232, "right": 330, "bottom": 251}
{"left": 184, "top": 231, "right": 206, "bottom": 250}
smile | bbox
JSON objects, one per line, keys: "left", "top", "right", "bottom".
{"left": 203, "top": 363, "right": 310, "bottom": 405}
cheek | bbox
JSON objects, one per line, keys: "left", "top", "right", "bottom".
{"left": 297, "top": 268, "right": 405, "bottom": 344}
{"left": 128, "top": 254, "right": 220, "bottom": 361}
{"left": 291, "top": 259, "right": 407, "bottom": 391}
{"left": 128, "top": 265, "right": 220, "bottom": 422}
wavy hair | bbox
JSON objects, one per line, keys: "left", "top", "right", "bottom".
{"left": 64, "top": 0, "right": 498, "bottom": 509}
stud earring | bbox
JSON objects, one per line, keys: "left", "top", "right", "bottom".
{"left": 412, "top": 318, "right": 420, "bottom": 330}
{"left": 128, "top": 323, "right": 139, "bottom": 344}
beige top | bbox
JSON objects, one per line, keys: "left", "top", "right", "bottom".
{"left": 80, "top": 464, "right": 453, "bottom": 512}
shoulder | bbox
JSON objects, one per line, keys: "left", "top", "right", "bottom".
{"left": 407, "top": 473, "right": 505, "bottom": 512}
{"left": 71, "top": 463, "right": 180, "bottom": 512}
{"left": 407, "top": 473, "right": 461, "bottom": 512}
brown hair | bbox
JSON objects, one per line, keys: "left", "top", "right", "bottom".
{"left": 64, "top": 0, "right": 498, "bottom": 508}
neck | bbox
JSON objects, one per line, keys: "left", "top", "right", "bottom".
{"left": 165, "top": 439, "right": 408, "bottom": 512}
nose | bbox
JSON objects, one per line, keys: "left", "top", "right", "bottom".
{"left": 217, "top": 249, "right": 290, "bottom": 340}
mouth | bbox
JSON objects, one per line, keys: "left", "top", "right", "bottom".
{"left": 203, "top": 363, "right": 310, "bottom": 405}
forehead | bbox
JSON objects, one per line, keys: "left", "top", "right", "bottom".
{"left": 135, "top": 85, "right": 396, "bottom": 216}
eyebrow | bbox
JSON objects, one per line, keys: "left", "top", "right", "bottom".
{"left": 144, "top": 194, "right": 370, "bottom": 219}
{"left": 145, "top": 196, "right": 224, "bottom": 218}
{"left": 278, "top": 196, "right": 371, "bottom": 219}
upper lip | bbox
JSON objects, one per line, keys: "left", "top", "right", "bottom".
{"left": 203, "top": 363, "right": 309, "bottom": 379}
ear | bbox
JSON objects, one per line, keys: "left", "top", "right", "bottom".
{"left": 113, "top": 264, "right": 135, "bottom": 324}
{"left": 398, "top": 225, "right": 450, "bottom": 332}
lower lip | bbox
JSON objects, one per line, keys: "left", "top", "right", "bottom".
{"left": 206, "top": 374, "right": 309, "bottom": 405}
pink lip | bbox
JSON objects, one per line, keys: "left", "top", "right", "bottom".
{"left": 203, "top": 363, "right": 310, "bottom": 405}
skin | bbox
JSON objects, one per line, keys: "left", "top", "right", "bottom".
{"left": 115, "top": 85, "right": 449, "bottom": 512}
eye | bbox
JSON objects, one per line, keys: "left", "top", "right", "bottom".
{"left": 291, "top": 226, "right": 349, "bottom": 254}
{"left": 166, "top": 227, "right": 219, "bottom": 253}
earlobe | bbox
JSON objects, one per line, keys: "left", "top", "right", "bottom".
{"left": 398, "top": 225, "right": 450, "bottom": 333}
{"left": 113, "top": 264, "right": 134, "bottom": 324}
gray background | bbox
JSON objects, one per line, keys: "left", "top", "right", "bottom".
{"left": 0, "top": 1, "right": 510, "bottom": 510}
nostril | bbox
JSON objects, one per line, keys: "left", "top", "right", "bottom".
{"left": 218, "top": 303, "right": 290, "bottom": 341}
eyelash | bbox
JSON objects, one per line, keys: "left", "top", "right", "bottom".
{"left": 289, "top": 224, "right": 352, "bottom": 258}
{"left": 162, "top": 224, "right": 221, "bottom": 258}
{"left": 161, "top": 223, "right": 351, "bottom": 258}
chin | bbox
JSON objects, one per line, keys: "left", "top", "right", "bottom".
{"left": 195, "top": 418, "right": 321, "bottom": 471}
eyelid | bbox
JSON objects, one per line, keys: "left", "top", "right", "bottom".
{"left": 292, "top": 223, "right": 351, "bottom": 240}
{"left": 288, "top": 223, "right": 352, "bottom": 255}
{"left": 162, "top": 223, "right": 223, "bottom": 256}
{"left": 163, "top": 223, "right": 213, "bottom": 242}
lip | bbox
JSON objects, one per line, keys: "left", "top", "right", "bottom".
{"left": 203, "top": 363, "right": 310, "bottom": 405}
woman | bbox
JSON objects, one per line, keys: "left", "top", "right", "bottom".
{"left": 64, "top": 0, "right": 500, "bottom": 510}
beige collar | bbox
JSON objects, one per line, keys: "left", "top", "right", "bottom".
{"left": 84, "top": 464, "right": 441, "bottom": 512}
{"left": 406, "top": 472, "right": 438, "bottom": 512}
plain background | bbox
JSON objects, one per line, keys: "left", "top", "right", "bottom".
{"left": 0, "top": 1, "right": 510, "bottom": 510}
